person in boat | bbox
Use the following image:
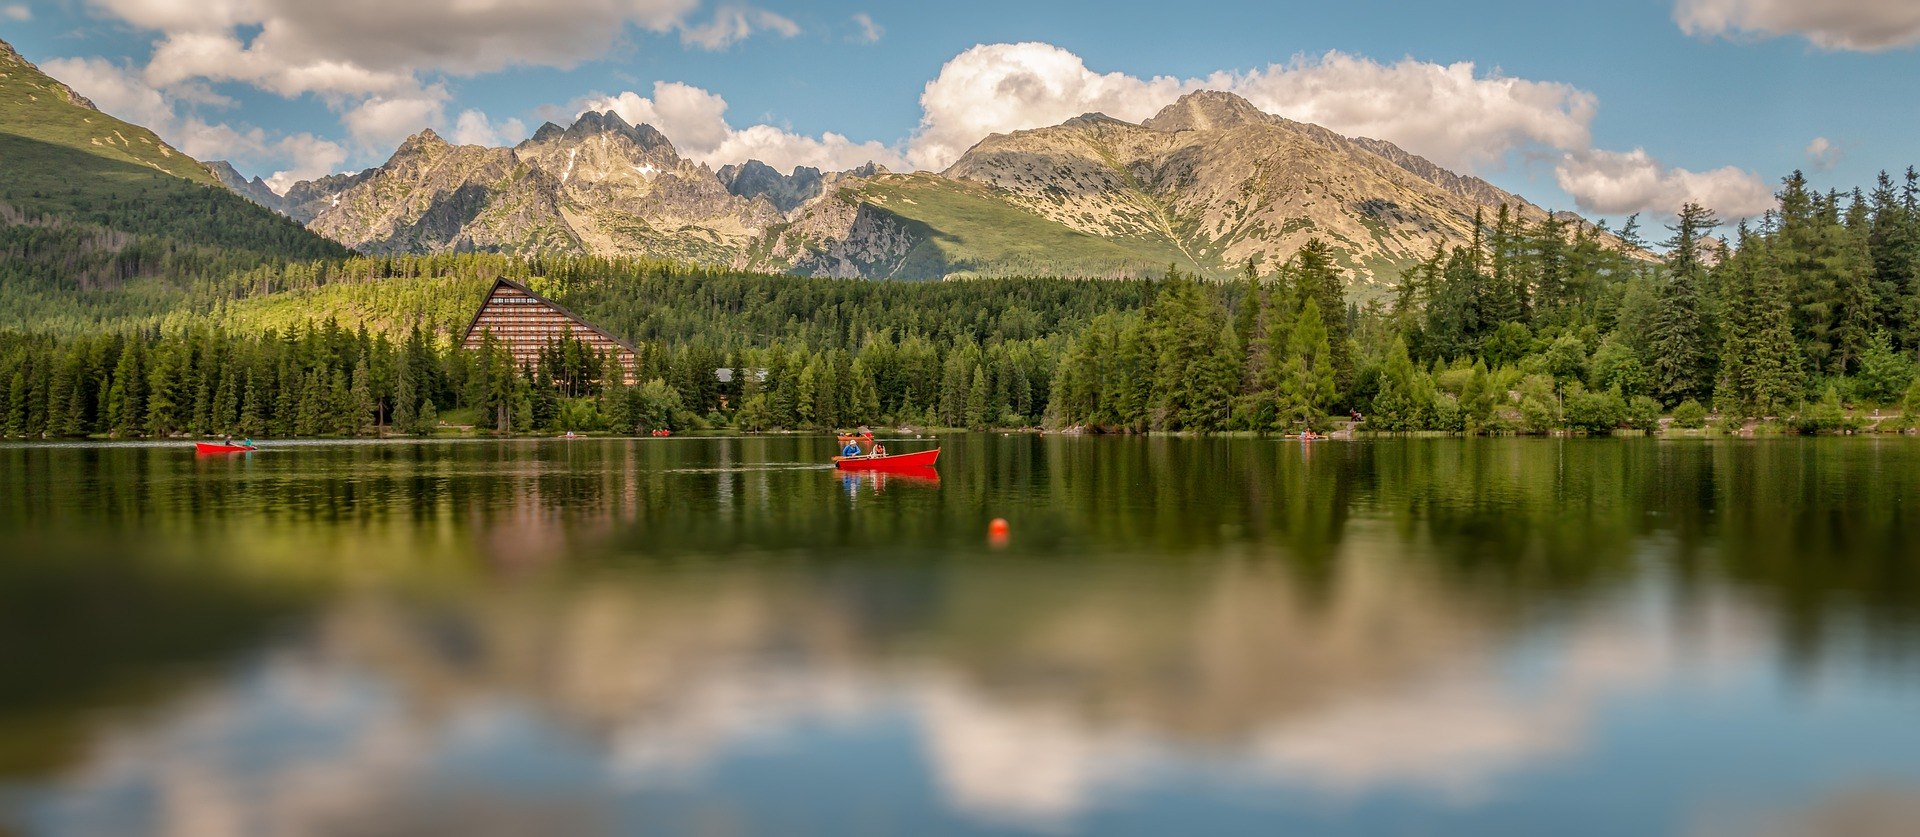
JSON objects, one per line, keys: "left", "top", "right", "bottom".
{"left": 839, "top": 433, "right": 861, "bottom": 458}
{"left": 242, "top": 437, "right": 254, "bottom": 449}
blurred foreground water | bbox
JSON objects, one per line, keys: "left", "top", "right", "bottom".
{"left": 1, "top": 435, "right": 1918, "bottom": 836}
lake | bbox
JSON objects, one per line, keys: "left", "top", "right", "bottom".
{"left": 2, "top": 435, "right": 1919, "bottom": 836}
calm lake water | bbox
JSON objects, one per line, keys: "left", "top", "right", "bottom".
{"left": 2, "top": 435, "right": 1919, "bottom": 836}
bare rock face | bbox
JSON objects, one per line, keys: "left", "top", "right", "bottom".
{"left": 938, "top": 90, "right": 1575, "bottom": 282}
{"left": 744, "top": 192, "right": 926, "bottom": 278}
{"left": 278, "top": 90, "right": 1623, "bottom": 282}
{"left": 207, "top": 161, "right": 286, "bottom": 214}
{"left": 307, "top": 130, "right": 581, "bottom": 255}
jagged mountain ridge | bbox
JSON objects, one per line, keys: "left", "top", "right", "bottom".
{"left": 251, "top": 91, "right": 1620, "bottom": 282}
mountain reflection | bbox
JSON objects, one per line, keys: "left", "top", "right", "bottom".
{"left": 3, "top": 436, "right": 1920, "bottom": 834}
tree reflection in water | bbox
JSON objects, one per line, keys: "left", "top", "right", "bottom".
{"left": 1, "top": 436, "right": 1918, "bottom": 834}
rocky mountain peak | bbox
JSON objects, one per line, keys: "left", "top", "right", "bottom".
{"left": 551, "top": 110, "right": 673, "bottom": 152}
{"left": 1062, "top": 112, "right": 1129, "bottom": 129}
{"left": 1143, "top": 91, "right": 1272, "bottom": 133}
{"left": 393, "top": 129, "right": 451, "bottom": 158}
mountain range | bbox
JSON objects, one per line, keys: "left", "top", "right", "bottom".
{"left": 215, "top": 91, "right": 1615, "bottom": 283}
{"left": 5, "top": 33, "right": 1618, "bottom": 288}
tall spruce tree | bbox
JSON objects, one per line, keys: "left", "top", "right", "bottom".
{"left": 1649, "top": 202, "right": 1720, "bottom": 405}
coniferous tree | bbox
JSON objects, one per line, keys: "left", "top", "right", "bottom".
{"left": 1279, "top": 300, "right": 1336, "bottom": 429}
{"left": 1649, "top": 202, "right": 1720, "bottom": 405}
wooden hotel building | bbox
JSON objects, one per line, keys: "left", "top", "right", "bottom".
{"left": 461, "top": 279, "right": 638, "bottom": 383}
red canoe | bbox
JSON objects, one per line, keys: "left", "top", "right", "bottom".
{"left": 834, "top": 448, "right": 940, "bottom": 471}
{"left": 195, "top": 442, "right": 258, "bottom": 454}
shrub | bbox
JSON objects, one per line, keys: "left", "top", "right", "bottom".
{"left": 1624, "top": 395, "right": 1663, "bottom": 432}
{"left": 1672, "top": 399, "right": 1708, "bottom": 429}
{"left": 1563, "top": 383, "right": 1623, "bottom": 433}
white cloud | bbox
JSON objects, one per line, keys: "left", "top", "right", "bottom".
{"left": 264, "top": 134, "right": 348, "bottom": 193}
{"left": 678, "top": 5, "right": 801, "bottom": 51}
{"left": 93, "top": 0, "right": 703, "bottom": 79}
{"left": 170, "top": 116, "right": 267, "bottom": 160}
{"left": 41, "top": 56, "right": 178, "bottom": 129}
{"left": 851, "top": 13, "right": 883, "bottom": 44}
{"left": 582, "top": 81, "right": 905, "bottom": 173}
{"left": 1225, "top": 51, "right": 1596, "bottom": 172}
{"left": 1675, "top": 0, "right": 1920, "bottom": 52}
{"left": 44, "top": 54, "right": 348, "bottom": 191}
{"left": 908, "top": 42, "right": 1198, "bottom": 170}
{"left": 905, "top": 43, "right": 1596, "bottom": 173}
{"left": 343, "top": 90, "right": 449, "bottom": 151}
{"left": 3, "top": 4, "right": 31, "bottom": 22}
{"left": 1804, "top": 136, "right": 1843, "bottom": 171}
{"left": 452, "top": 109, "right": 529, "bottom": 147}
{"left": 1554, "top": 148, "right": 1776, "bottom": 219}
{"left": 83, "top": 0, "right": 812, "bottom": 172}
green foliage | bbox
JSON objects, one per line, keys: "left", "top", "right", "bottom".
{"left": 1672, "top": 399, "right": 1709, "bottom": 429}
{"left": 1793, "top": 385, "right": 1858, "bottom": 434}
{"left": 1563, "top": 383, "right": 1623, "bottom": 433}
{"left": 1854, "top": 331, "right": 1915, "bottom": 404}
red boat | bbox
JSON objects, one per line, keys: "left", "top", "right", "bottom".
{"left": 195, "top": 442, "right": 258, "bottom": 454}
{"left": 834, "top": 448, "right": 940, "bottom": 471}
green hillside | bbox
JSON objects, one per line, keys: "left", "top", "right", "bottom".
{"left": 0, "top": 37, "right": 349, "bottom": 330}
{"left": 848, "top": 174, "right": 1209, "bottom": 279}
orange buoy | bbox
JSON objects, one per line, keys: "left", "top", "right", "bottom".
{"left": 988, "top": 518, "right": 1010, "bottom": 548}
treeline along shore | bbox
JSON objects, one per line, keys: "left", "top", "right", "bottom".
{"left": 5, "top": 168, "right": 1920, "bottom": 439}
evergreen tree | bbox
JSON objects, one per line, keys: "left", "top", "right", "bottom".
{"left": 1279, "top": 300, "right": 1336, "bottom": 429}
{"left": 1649, "top": 202, "right": 1720, "bottom": 405}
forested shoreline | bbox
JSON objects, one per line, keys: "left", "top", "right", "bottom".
{"left": 4, "top": 168, "right": 1920, "bottom": 440}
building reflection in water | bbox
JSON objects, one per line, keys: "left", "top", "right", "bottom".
{"left": 4, "top": 436, "right": 1920, "bottom": 835}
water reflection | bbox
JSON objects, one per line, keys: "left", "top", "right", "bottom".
{"left": 2, "top": 436, "right": 1920, "bottom": 835}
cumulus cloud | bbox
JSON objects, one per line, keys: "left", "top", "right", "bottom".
{"left": 581, "top": 81, "right": 906, "bottom": 173}
{"left": 263, "top": 133, "right": 348, "bottom": 193}
{"left": 94, "top": 0, "right": 703, "bottom": 81}
{"left": 678, "top": 5, "right": 801, "bottom": 51}
{"left": 1554, "top": 148, "right": 1775, "bottom": 219}
{"left": 453, "top": 109, "right": 529, "bottom": 147}
{"left": 44, "top": 55, "right": 347, "bottom": 193}
{"left": 905, "top": 43, "right": 1595, "bottom": 174}
{"left": 906, "top": 42, "right": 1762, "bottom": 217}
{"left": 3, "top": 4, "right": 31, "bottom": 22}
{"left": 1226, "top": 51, "right": 1596, "bottom": 171}
{"left": 908, "top": 43, "right": 1197, "bottom": 170}
{"left": 1675, "top": 0, "right": 1920, "bottom": 52}
{"left": 1804, "top": 136, "right": 1843, "bottom": 171}
{"left": 41, "top": 56, "right": 178, "bottom": 129}
{"left": 851, "top": 13, "right": 884, "bottom": 44}
{"left": 344, "top": 90, "right": 450, "bottom": 151}
{"left": 81, "top": 0, "right": 799, "bottom": 169}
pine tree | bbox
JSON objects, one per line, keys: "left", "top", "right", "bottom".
{"left": 966, "top": 366, "right": 992, "bottom": 428}
{"left": 1649, "top": 202, "right": 1720, "bottom": 406}
{"left": 1279, "top": 299, "right": 1336, "bottom": 429}
{"left": 349, "top": 358, "right": 375, "bottom": 435}
{"left": 1233, "top": 259, "right": 1262, "bottom": 389}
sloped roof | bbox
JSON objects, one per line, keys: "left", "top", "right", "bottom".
{"left": 460, "top": 277, "right": 639, "bottom": 355}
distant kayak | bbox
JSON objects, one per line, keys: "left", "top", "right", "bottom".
{"left": 195, "top": 442, "right": 257, "bottom": 454}
{"left": 834, "top": 448, "right": 940, "bottom": 471}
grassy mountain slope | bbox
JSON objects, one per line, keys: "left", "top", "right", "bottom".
{"left": 1, "top": 37, "right": 348, "bottom": 330}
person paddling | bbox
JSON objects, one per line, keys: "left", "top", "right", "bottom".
{"left": 839, "top": 433, "right": 861, "bottom": 458}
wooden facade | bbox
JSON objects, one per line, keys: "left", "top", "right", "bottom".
{"left": 461, "top": 279, "right": 638, "bottom": 383}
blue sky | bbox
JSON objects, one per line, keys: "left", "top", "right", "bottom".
{"left": 3, "top": 0, "right": 1918, "bottom": 224}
